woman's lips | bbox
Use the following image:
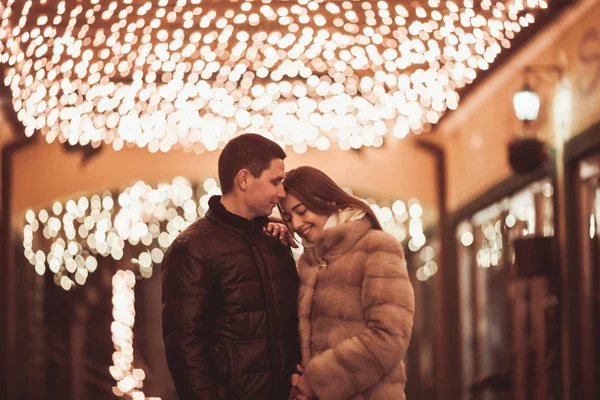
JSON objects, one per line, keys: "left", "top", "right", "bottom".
{"left": 298, "top": 226, "right": 312, "bottom": 237}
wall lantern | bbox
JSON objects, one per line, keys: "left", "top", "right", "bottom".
{"left": 509, "top": 64, "right": 563, "bottom": 175}
{"left": 512, "top": 65, "right": 564, "bottom": 127}
{"left": 513, "top": 82, "right": 541, "bottom": 125}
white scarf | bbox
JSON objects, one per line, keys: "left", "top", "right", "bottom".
{"left": 322, "top": 207, "right": 366, "bottom": 230}
{"left": 302, "top": 207, "right": 366, "bottom": 248}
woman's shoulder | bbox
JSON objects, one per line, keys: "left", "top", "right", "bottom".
{"left": 359, "top": 228, "right": 405, "bottom": 258}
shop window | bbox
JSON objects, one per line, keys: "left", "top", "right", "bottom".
{"left": 456, "top": 178, "right": 556, "bottom": 400}
{"left": 576, "top": 154, "right": 600, "bottom": 400}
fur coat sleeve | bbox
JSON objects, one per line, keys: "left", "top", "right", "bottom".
{"left": 302, "top": 231, "right": 415, "bottom": 399}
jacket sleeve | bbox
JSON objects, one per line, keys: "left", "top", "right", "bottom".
{"left": 162, "top": 236, "right": 218, "bottom": 400}
{"left": 303, "top": 233, "right": 415, "bottom": 400}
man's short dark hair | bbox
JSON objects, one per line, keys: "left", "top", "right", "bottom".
{"left": 218, "top": 133, "right": 287, "bottom": 194}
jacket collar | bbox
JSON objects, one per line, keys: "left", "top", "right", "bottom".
{"left": 206, "top": 195, "right": 268, "bottom": 235}
{"left": 303, "top": 216, "right": 373, "bottom": 265}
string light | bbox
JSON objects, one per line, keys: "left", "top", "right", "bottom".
{"left": 416, "top": 244, "right": 437, "bottom": 282}
{"left": 110, "top": 269, "right": 160, "bottom": 400}
{"left": 1, "top": 0, "right": 548, "bottom": 153}
{"left": 23, "top": 176, "right": 427, "bottom": 289}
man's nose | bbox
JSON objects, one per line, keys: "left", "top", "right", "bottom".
{"left": 276, "top": 185, "right": 286, "bottom": 200}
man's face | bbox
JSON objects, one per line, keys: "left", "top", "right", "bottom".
{"left": 245, "top": 158, "right": 286, "bottom": 218}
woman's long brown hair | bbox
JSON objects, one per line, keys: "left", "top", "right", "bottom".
{"left": 279, "top": 166, "right": 382, "bottom": 231}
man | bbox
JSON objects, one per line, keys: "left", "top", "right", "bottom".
{"left": 162, "top": 134, "right": 300, "bottom": 400}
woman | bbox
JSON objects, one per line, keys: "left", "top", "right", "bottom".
{"left": 278, "top": 166, "right": 415, "bottom": 400}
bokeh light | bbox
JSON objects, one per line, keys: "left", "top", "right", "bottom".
{"left": 0, "top": 0, "right": 548, "bottom": 153}
{"left": 110, "top": 269, "right": 160, "bottom": 400}
{"left": 23, "top": 176, "right": 427, "bottom": 289}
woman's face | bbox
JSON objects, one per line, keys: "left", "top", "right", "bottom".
{"left": 280, "top": 193, "right": 329, "bottom": 243}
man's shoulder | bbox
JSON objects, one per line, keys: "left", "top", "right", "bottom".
{"left": 168, "top": 217, "right": 223, "bottom": 251}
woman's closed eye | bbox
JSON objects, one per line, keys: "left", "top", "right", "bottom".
{"left": 281, "top": 209, "right": 304, "bottom": 223}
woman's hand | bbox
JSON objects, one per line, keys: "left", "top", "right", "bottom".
{"left": 295, "top": 375, "right": 314, "bottom": 399}
{"left": 290, "top": 365, "right": 313, "bottom": 400}
{"left": 265, "top": 222, "right": 298, "bottom": 248}
{"left": 291, "top": 363, "right": 304, "bottom": 386}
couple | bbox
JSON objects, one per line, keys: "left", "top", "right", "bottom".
{"left": 161, "top": 134, "right": 415, "bottom": 400}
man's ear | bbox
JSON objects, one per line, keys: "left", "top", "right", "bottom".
{"left": 235, "top": 169, "right": 251, "bottom": 191}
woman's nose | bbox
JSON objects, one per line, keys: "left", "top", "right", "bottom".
{"left": 290, "top": 215, "right": 302, "bottom": 231}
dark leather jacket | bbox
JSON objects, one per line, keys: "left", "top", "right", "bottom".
{"left": 162, "top": 196, "right": 300, "bottom": 400}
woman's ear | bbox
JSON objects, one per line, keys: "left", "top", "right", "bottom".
{"left": 235, "top": 169, "right": 251, "bottom": 191}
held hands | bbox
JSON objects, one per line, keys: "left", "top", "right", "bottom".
{"left": 265, "top": 222, "right": 299, "bottom": 248}
{"left": 290, "top": 364, "right": 314, "bottom": 400}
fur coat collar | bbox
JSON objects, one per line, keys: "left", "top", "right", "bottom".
{"left": 302, "top": 215, "right": 373, "bottom": 266}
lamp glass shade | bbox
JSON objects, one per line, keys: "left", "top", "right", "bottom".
{"left": 513, "top": 86, "right": 540, "bottom": 122}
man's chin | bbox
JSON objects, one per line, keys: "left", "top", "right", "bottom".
{"left": 252, "top": 204, "right": 276, "bottom": 218}
{"left": 254, "top": 206, "right": 274, "bottom": 217}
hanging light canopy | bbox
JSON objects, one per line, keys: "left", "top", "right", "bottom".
{"left": 513, "top": 82, "right": 540, "bottom": 123}
{"left": 0, "top": 0, "right": 550, "bottom": 154}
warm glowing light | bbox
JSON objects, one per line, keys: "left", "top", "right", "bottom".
{"left": 23, "top": 177, "right": 427, "bottom": 289}
{"left": 0, "top": 0, "right": 548, "bottom": 153}
{"left": 23, "top": 177, "right": 214, "bottom": 289}
{"left": 513, "top": 84, "right": 540, "bottom": 122}
{"left": 506, "top": 214, "right": 517, "bottom": 228}
{"left": 110, "top": 270, "right": 161, "bottom": 400}
{"left": 460, "top": 231, "right": 474, "bottom": 247}
{"left": 415, "top": 245, "right": 437, "bottom": 281}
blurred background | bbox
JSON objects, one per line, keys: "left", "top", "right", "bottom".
{"left": 1, "top": 0, "right": 599, "bottom": 399}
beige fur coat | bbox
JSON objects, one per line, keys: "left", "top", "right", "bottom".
{"left": 297, "top": 216, "right": 415, "bottom": 400}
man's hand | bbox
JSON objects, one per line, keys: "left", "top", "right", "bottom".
{"left": 265, "top": 222, "right": 298, "bottom": 248}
